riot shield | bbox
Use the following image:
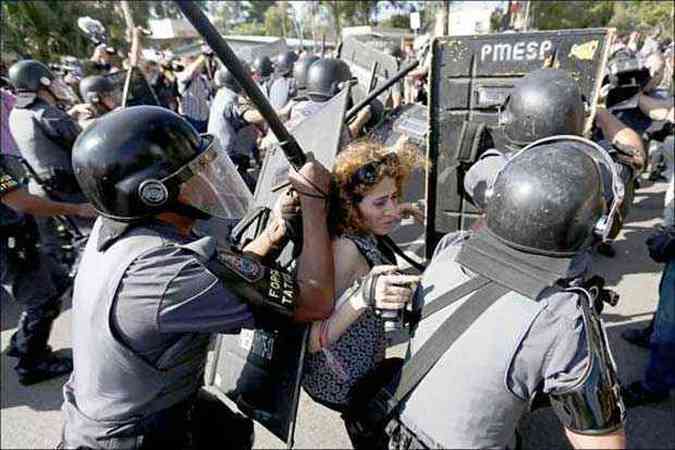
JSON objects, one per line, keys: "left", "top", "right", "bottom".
{"left": 105, "top": 67, "right": 160, "bottom": 108}
{"left": 340, "top": 35, "right": 399, "bottom": 106}
{"left": 205, "top": 87, "right": 350, "bottom": 448}
{"left": 426, "top": 28, "right": 614, "bottom": 255}
{"left": 232, "top": 86, "right": 351, "bottom": 263}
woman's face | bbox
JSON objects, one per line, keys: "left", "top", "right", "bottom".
{"left": 357, "top": 176, "right": 401, "bottom": 236}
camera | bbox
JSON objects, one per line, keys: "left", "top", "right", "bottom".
{"left": 602, "top": 55, "right": 651, "bottom": 111}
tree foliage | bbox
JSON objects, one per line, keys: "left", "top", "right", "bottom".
{"left": 380, "top": 13, "right": 410, "bottom": 30}
{"left": 609, "top": 1, "right": 674, "bottom": 40}
{"left": 264, "top": 4, "right": 294, "bottom": 38}
{"left": 531, "top": 1, "right": 615, "bottom": 30}
{"left": 529, "top": 1, "right": 673, "bottom": 41}
{"left": 0, "top": 1, "right": 194, "bottom": 62}
{"left": 241, "top": 1, "right": 275, "bottom": 24}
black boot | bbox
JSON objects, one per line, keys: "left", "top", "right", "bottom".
{"left": 15, "top": 351, "right": 73, "bottom": 386}
{"left": 596, "top": 242, "right": 616, "bottom": 258}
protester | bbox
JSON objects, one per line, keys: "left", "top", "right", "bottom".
{"left": 296, "top": 138, "right": 424, "bottom": 447}
{"left": 622, "top": 226, "right": 675, "bottom": 406}
{"left": 176, "top": 49, "right": 213, "bottom": 132}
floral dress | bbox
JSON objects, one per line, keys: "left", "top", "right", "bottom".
{"left": 302, "top": 233, "right": 394, "bottom": 410}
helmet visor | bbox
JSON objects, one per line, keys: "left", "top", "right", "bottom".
{"left": 165, "top": 135, "right": 253, "bottom": 220}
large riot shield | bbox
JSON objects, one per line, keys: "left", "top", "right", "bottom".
{"left": 426, "top": 28, "right": 614, "bottom": 255}
{"left": 233, "top": 87, "right": 351, "bottom": 264}
{"left": 340, "top": 35, "right": 399, "bottom": 108}
{"left": 205, "top": 87, "right": 350, "bottom": 448}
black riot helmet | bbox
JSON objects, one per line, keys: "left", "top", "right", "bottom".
{"left": 252, "top": 55, "right": 273, "bottom": 78}
{"left": 73, "top": 106, "right": 249, "bottom": 221}
{"left": 499, "top": 69, "right": 585, "bottom": 151}
{"left": 306, "top": 58, "right": 352, "bottom": 102}
{"left": 486, "top": 136, "right": 625, "bottom": 256}
{"left": 214, "top": 66, "right": 240, "bottom": 93}
{"left": 293, "top": 54, "right": 320, "bottom": 89}
{"left": 79, "top": 75, "right": 115, "bottom": 104}
{"left": 9, "top": 59, "right": 54, "bottom": 92}
{"left": 275, "top": 51, "right": 299, "bottom": 76}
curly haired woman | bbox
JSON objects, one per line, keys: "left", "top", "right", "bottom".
{"left": 301, "top": 137, "right": 426, "bottom": 448}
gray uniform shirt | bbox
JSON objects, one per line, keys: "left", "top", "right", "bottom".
{"left": 112, "top": 221, "right": 255, "bottom": 365}
{"left": 398, "top": 233, "right": 591, "bottom": 449}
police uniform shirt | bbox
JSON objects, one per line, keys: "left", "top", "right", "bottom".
{"left": 110, "top": 221, "right": 255, "bottom": 365}
{"left": 397, "top": 233, "right": 593, "bottom": 448}
{"left": 9, "top": 96, "right": 82, "bottom": 196}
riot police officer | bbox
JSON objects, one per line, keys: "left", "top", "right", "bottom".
{"left": 61, "top": 106, "right": 334, "bottom": 449}
{"left": 288, "top": 57, "right": 370, "bottom": 143}
{"left": 67, "top": 74, "right": 120, "bottom": 129}
{"left": 267, "top": 51, "right": 299, "bottom": 109}
{"left": 1, "top": 155, "right": 95, "bottom": 385}
{"left": 208, "top": 66, "right": 258, "bottom": 190}
{"left": 349, "top": 138, "right": 627, "bottom": 449}
{"left": 252, "top": 55, "right": 274, "bottom": 97}
{"left": 8, "top": 60, "right": 90, "bottom": 322}
{"left": 292, "top": 53, "right": 320, "bottom": 95}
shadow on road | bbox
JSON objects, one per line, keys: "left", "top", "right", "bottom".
{"left": 1, "top": 346, "right": 71, "bottom": 413}
{"left": 1, "top": 294, "right": 72, "bottom": 413}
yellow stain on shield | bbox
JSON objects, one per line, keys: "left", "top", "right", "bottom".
{"left": 569, "top": 40, "right": 599, "bottom": 60}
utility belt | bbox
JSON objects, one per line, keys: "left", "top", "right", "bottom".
{"left": 36, "top": 168, "right": 81, "bottom": 196}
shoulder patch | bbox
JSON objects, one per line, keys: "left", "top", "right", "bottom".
{"left": 218, "top": 252, "right": 264, "bottom": 283}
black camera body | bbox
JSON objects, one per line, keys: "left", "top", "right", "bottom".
{"left": 603, "top": 55, "right": 651, "bottom": 110}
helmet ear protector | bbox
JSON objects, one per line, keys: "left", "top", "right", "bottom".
{"left": 486, "top": 135, "right": 625, "bottom": 242}
{"left": 87, "top": 92, "right": 101, "bottom": 103}
{"left": 134, "top": 134, "right": 219, "bottom": 209}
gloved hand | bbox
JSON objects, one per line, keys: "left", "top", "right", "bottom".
{"left": 350, "top": 265, "right": 420, "bottom": 312}
{"left": 269, "top": 187, "right": 301, "bottom": 247}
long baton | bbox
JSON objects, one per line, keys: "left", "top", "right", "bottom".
{"left": 175, "top": 1, "right": 306, "bottom": 170}
{"left": 344, "top": 60, "right": 419, "bottom": 123}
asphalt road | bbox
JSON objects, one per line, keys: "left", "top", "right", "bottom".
{"left": 1, "top": 178, "right": 673, "bottom": 449}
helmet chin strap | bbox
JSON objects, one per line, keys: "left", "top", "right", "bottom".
{"left": 171, "top": 201, "right": 212, "bottom": 221}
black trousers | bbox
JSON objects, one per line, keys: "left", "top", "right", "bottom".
{"left": 1, "top": 218, "right": 66, "bottom": 363}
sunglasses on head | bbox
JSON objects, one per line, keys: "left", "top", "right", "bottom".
{"left": 348, "top": 152, "right": 399, "bottom": 191}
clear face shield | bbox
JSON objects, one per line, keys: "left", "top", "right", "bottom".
{"left": 163, "top": 135, "right": 253, "bottom": 221}
{"left": 489, "top": 135, "right": 625, "bottom": 242}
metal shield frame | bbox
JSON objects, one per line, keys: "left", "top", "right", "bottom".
{"left": 339, "top": 35, "right": 400, "bottom": 105}
{"left": 425, "top": 28, "right": 614, "bottom": 256}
